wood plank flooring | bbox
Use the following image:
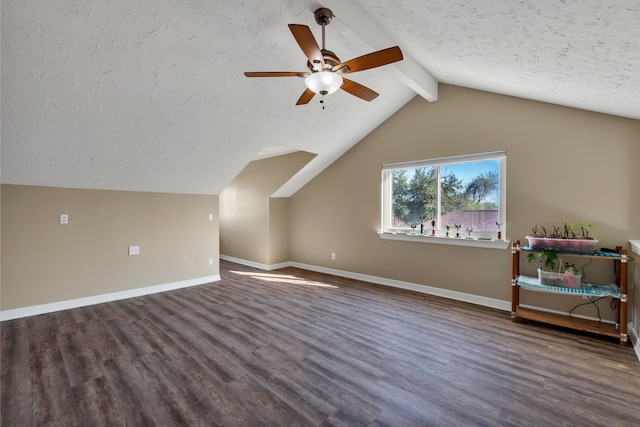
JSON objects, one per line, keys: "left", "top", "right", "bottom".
{"left": 2, "top": 260, "right": 640, "bottom": 426}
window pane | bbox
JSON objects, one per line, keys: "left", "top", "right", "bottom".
{"left": 440, "top": 160, "right": 499, "bottom": 231}
{"left": 390, "top": 167, "right": 436, "bottom": 227}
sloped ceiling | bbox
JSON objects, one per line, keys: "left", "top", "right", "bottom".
{"left": 2, "top": 0, "right": 638, "bottom": 196}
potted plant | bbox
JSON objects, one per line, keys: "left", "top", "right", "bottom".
{"left": 526, "top": 222, "right": 597, "bottom": 254}
{"left": 527, "top": 250, "right": 582, "bottom": 288}
{"left": 527, "top": 249, "right": 558, "bottom": 272}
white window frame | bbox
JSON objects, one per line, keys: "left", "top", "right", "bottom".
{"left": 380, "top": 151, "right": 508, "bottom": 249}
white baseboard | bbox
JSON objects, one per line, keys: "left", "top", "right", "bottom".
{"left": 220, "top": 254, "right": 290, "bottom": 271}
{"left": 290, "top": 261, "right": 512, "bottom": 311}
{"left": 629, "top": 322, "right": 640, "bottom": 362}
{"left": 220, "top": 256, "right": 510, "bottom": 312}
{"left": 0, "top": 275, "right": 221, "bottom": 321}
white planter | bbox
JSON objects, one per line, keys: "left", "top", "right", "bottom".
{"left": 538, "top": 268, "right": 582, "bottom": 288}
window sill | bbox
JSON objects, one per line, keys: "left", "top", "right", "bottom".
{"left": 378, "top": 232, "right": 511, "bottom": 250}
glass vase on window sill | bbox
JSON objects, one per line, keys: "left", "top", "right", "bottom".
{"left": 465, "top": 226, "right": 474, "bottom": 239}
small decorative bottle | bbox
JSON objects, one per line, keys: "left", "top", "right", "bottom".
{"left": 431, "top": 220, "right": 436, "bottom": 236}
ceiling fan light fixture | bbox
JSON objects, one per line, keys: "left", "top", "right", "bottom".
{"left": 244, "top": 8, "right": 403, "bottom": 105}
{"left": 305, "top": 71, "right": 343, "bottom": 95}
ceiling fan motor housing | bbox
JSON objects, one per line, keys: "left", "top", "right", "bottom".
{"left": 307, "top": 50, "right": 340, "bottom": 72}
{"left": 314, "top": 8, "right": 333, "bottom": 26}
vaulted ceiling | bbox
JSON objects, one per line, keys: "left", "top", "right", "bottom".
{"left": 2, "top": 0, "right": 638, "bottom": 196}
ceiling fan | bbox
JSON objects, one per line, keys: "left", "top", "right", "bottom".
{"left": 244, "top": 7, "right": 403, "bottom": 106}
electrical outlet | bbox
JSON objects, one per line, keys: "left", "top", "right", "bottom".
{"left": 331, "top": 252, "right": 336, "bottom": 260}
{"left": 60, "top": 214, "right": 69, "bottom": 224}
{"left": 208, "top": 213, "right": 213, "bottom": 221}
{"left": 128, "top": 245, "right": 140, "bottom": 256}
{"left": 208, "top": 258, "right": 213, "bottom": 265}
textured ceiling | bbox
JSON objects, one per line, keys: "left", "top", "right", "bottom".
{"left": 2, "top": 0, "right": 638, "bottom": 196}
{"left": 362, "top": 0, "right": 640, "bottom": 119}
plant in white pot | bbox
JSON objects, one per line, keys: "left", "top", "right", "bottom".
{"left": 527, "top": 250, "right": 582, "bottom": 288}
{"left": 527, "top": 249, "right": 558, "bottom": 272}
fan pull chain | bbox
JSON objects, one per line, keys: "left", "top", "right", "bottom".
{"left": 320, "top": 94, "right": 325, "bottom": 109}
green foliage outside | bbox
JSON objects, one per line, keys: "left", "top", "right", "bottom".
{"left": 391, "top": 167, "right": 498, "bottom": 227}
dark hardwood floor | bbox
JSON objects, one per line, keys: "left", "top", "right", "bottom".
{"left": 2, "top": 260, "right": 640, "bottom": 426}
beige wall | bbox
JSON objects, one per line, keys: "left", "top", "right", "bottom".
{"left": 269, "top": 197, "right": 291, "bottom": 265}
{"left": 219, "top": 151, "right": 315, "bottom": 265}
{"left": 3, "top": 85, "right": 638, "bottom": 330}
{"left": 1, "top": 184, "right": 219, "bottom": 310}
{"left": 290, "top": 84, "right": 640, "bottom": 322}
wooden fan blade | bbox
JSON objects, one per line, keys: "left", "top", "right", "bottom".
{"left": 341, "top": 78, "right": 379, "bottom": 102}
{"left": 296, "top": 88, "right": 316, "bottom": 105}
{"left": 288, "top": 24, "right": 325, "bottom": 69}
{"left": 334, "top": 46, "right": 403, "bottom": 74}
{"left": 244, "top": 71, "right": 309, "bottom": 78}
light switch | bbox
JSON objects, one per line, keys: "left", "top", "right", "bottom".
{"left": 128, "top": 245, "right": 140, "bottom": 256}
{"left": 208, "top": 213, "right": 213, "bottom": 221}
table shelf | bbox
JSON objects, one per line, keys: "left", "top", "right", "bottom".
{"left": 516, "top": 274, "right": 621, "bottom": 298}
{"left": 511, "top": 241, "right": 629, "bottom": 345}
{"left": 514, "top": 307, "right": 622, "bottom": 340}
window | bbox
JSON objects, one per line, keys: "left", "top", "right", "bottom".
{"left": 382, "top": 151, "right": 506, "bottom": 239}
